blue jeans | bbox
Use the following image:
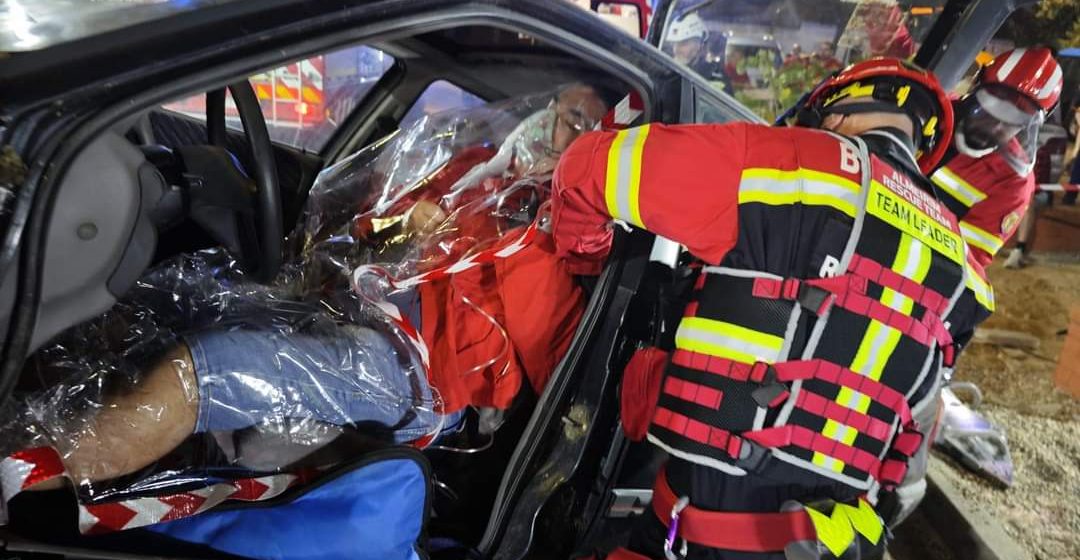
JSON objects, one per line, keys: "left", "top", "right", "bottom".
{"left": 186, "top": 325, "right": 456, "bottom": 443}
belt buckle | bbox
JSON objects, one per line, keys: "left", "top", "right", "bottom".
{"left": 663, "top": 496, "right": 690, "bottom": 560}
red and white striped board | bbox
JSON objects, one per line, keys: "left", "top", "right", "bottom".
{"left": 1, "top": 446, "right": 314, "bottom": 534}
{"left": 601, "top": 91, "right": 645, "bottom": 130}
{"left": 1039, "top": 183, "right": 1080, "bottom": 192}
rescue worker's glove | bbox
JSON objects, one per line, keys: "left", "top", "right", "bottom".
{"left": 782, "top": 498, "right": 889, "bottom": 560}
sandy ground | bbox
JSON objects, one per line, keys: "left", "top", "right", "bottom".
{"left": 942, "top": 258, "right": 1080, "bottom": 560}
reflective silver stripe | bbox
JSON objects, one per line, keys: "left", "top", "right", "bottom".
{"left": 960, "top": 221, "right": 1004, "bottom": 255}
{"left": 614, "top": 126, "right": 642, "bottom": 222}
{"left": 740, "top": 175, "right": 861, "bottom": 212}
{"left": 605, "top": 125, "right": 649, "bottom": 227}
{"left": 675, "top": 321, "right": 783, "bottom": 363}
{"left": 931, "top": 167, "right": 986, "bottom": 208}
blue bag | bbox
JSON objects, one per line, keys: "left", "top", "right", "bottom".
{"left": 147, "top": 448, "right": 431, "bottom": 560}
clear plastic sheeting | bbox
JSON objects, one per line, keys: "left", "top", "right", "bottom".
{"left": 1, "top": 249, "right": 439, "bottom": 504}
{"left": 0, "top": 84, "right": 604, "bottom": 523}
{"left": 299, "top": 87, "right": 590, "bottom": 283}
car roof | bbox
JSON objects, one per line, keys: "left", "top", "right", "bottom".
{"left": 0, "top": 0, "right": 244, "bottom": 52}
{"left": 0, "top": 0, "right": 673, "bottom": 111}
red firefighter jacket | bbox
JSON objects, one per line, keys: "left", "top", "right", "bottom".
{"left": 356, "top": 146, "right": 585, "bottom": 413}
{"left": 930, "top": 139, "right": 1034, "bottom": 267}
{"left": 552, "top": 122, "right": 993, "bottom": 503}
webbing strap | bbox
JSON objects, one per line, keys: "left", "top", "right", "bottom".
{"left": 795, "top": 390, "right": 894, "bottom": 441}
{"left": 653, "top": 406, "right": 744, "bottom": 459}
{"left": 847, "top": 254, "right": 949, "bottom": 315}
{"left": 670, "top": 350, "right": 772, "bottom": 383}
{"left": 752, "top": 275, "right": 954, "bottom": 360}
{"left": 771, "top": 360, "right": 914, "bottom": 426}
{"left": 879, "top": 460, "right": 908, "bottom": 486}
{"left": 671, "top": 353, "right": 915, "bottom": 428}
{"left": 744, "top": 425, "right": 882, "bottom": 475}
{"left": 651, "top": 466, "right": 818, "bottom": 552}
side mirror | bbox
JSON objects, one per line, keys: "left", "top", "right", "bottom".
{"left": 595, "top": 1, "right": 651, "bottom": 39}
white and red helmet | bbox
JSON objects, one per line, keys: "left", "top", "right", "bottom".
{"left": 979, "top": 47, "right": 1063, "bottom": 113}
{"left": 954, "top": 47, "right": 1062, "bottom": 167}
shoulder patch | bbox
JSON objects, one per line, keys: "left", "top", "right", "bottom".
{"left": 1001, "top": 210, "right": 1021, "bottom": 235}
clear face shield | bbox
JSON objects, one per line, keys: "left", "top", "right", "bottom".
{"left": 955, "top": 86, "right": 1044, "bottom": 174}
{"left": 663, "top": 37, "right": 704, "bottom": 66}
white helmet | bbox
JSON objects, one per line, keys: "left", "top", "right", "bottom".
{"left": 665, "top": 12, "right": 707, "bottom": 44}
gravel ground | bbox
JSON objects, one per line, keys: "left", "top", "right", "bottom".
{"left": 944, "top": 258, "right": 1080, "bottom": 560}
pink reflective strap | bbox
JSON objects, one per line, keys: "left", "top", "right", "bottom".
{"left": 891, "top": 431, "right": 923, "bottom": 457}
{"left": 670, "top": 350, "right": 757, "bottom": 382}
{"left": 663, "top": 376, "right": 724, "bottom": 410}
{"left": 653, "top": 406, "right": 744, "bottom": 459}
{"left": 752, "top": 277, "right": 783, "bottom": 299}
{"left": 847, "top": 254, "right": 949, "bottom": 315}
{"left": 878, "top": 459, "right": 908, "bottom": 486}
{"left": 795, "top": 390, "right": 894, "bottom": 441}
{"left": 771, "top": 360, "right": 914, "bottom": 426}
{"left": 831, "top": 289, "right": 953, "bottom": 352}
{"left": 745, "top": 425, "right": 882, "bottom": 474}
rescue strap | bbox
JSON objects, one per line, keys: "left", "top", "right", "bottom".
{"left": 669, "top": 354, "right": 915, "bottom": 428}
{"left": 665, "top": 353, "right": 924, "bottom": 486}
{"left": 650, "top": 465, "right": 816, "bottom": 552}
{"left": 750, "top": 273, "right": 955, "bottom": 367}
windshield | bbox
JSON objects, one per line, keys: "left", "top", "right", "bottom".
{"left": 660, "top": 0, "right": 948, "bottom": 122}
{"left": 0, "top": 0, "right": 241, "bottom": 52}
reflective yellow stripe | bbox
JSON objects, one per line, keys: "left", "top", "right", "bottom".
{"left": 627, "top": 125, "right": 649, "bottom": 227}
{"left": 828, "top": 236, "right": 931, "bottom": 474}
{"left": 805, "top": 500, "right": 884, "bottom": 556}
{"left": 738, "top": 167, "right": 860, "bottom": 218}
{"left": 836, "top": 387, "right": 872, "bottom": 413}
{"left": 842, "top": 500, "right": 885, "bottom": 546}
{"left": 823, "top": 419, "right": 859, "bottom": 446}
{"left": 604, "top": 125, "right": 650, "bottom": 228}
{"left": 806, "top": 505, "right": 857, "bottom": 557}
{"left": 675, "top": 317, "right": 784, "bottom": 364}
{"left": 850, "top": 236, "right": 930, "bottom": 383}
{"left": 965, "top": 263, "right": 996, "bottom": 312}
{"left": 813, "top": 452, "right": 846, "bottom": 473}
{"left": 960, "top": 221, "right": 1004, "bottom": 256}
{"left": 604, "top": 130, "right": 628, "bottom": 220}
{"left": 931, "top": 166, "right": 987, "bottom": 208}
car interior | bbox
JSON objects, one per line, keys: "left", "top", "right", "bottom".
{"left": 1, "top": 19, "right": 704, "bottom": 560}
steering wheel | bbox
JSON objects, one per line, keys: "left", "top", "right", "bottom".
{"left": 196, "top": 81, "right": 283, "bottom": 283}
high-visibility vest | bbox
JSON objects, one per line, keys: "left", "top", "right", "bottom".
{"left": 644, "top": 136, "right": 985, "bottom": 493}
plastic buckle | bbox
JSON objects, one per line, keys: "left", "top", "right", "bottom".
{"left": 752, "top": 382, "right": 789, "bottom": 408}
{"left": 735, "top": 438, "right": 772, "bottom": 473}
{"left": 797, "top": 283, "right": 832, "bottom": 315}
{"left": 664, "top": 496, "right": 691, "bottom": 560}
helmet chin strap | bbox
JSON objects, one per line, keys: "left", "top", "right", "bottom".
{"left": 953, "top": 129, "right": 996, "bottom": 158}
